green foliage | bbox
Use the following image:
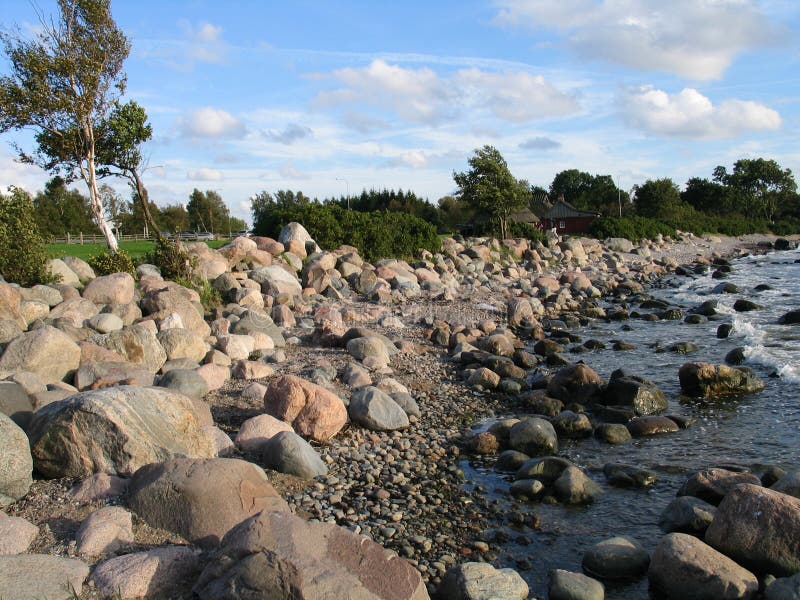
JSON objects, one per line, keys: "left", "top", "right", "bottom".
{"left": 0, "top": 187, "right": 59, "bottom": 286}
{"left": 88, "top": 249, "right": 135, "bottom": 276}
{"left": 251, "top": 203, "right": 440, "bottom": 261}
{"left": 714, "top": 158, "right": 797, "bottom": 222}
{"left": 453, "top": 145, "right": 529, "bottom": 239}
{"left": 142, "top": 236, "right": 194, "bottom": 281}
{"left": 187, "top": 189, "right": 235, "bottom": 234}
{"left": 175, "top": 276, "right": 221, "bottom": 316}
{"left": 634, "top": 178, "right": 683, "bottom": 219}
{"left": 589, "top": 216, "right": 676, "bottom": 242}
{"left": 549, "top": 169, "right": 631, "bottom": 216}
{"left": 33, "top": 177, "right": 97, "bottom": 239}
{"left": 507, "top": 221, "right": 547, "bottom": 245}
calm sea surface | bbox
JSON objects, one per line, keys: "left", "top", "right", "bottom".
{"left": 463, "top": 247, "right": 800, "bottom": 598}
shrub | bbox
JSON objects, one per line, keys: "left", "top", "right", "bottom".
{"left": 252, "top": 204, "right": 440, "bottom": 261}
{"left": 143, "top": 236, "right": 194, "bottom": 281}
{"left": 88, "top": 249, "right": 136, "bottom": 276}
{"left": 175, "top": 276, "right": 221, "bottom": 316}
{"left": 0, "top": 187, "right": 59, "bottom": 286}
{"left": 589, "top": 216, "right": 676, "bottom": 242}
{"left": 507, "top": 221, "right": 547, "bottom": 245}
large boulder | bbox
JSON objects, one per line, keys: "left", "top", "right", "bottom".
{"left": 61, "top": 256, "right": 95, "bottom": 282}
{"left": 0, "top": 282, "right": 26, "bottom": 329}
{"left": 0, "top": 325, "right": 81, "bottom": 384}
{"left": 264, "top": 375, "right": 347, "bottom": 442}
{"left": 193, "top": 510, "right": 428, "bottom": 600}
{"left": 75, "top": 505, "right": 134, "bottom": 557}
{"left": 554, "top": 465, "right": 602, "bottom": 505}
{"left": 678, "top": 362, "right": 765, "bottom": 397}
{"left": 582, "top": 536, "right": 650, "bottom": 580}
{"left": 235, "top": 414, "right": 293, "bottom": 453}
{"left": 0, "top": 554, "right": 89, "bottom": 600}
{"left": 157, "top": 328, "right": 209, "bottom": 363}
{"left": 601, "top": 372, "right": 668, "bottom": 415}
{"left": 82, "top": 272, "right": 135, "bottom": 305}
{"left": 437, "top": 562, "right": 529, "bottom": 599}
{"left": 705, "top": 483, "right": 800, "bottom": 577}
{"left": 678, "top": 468, "right": 762, "bottom": 505}
{"left": 102, "top": 324, "right": 168, "bottom": 373}
{"left": 348, "top": 386, "right": 409, "bottom": 431}
{"left": 649, "top": 533, "right": 758, "bottom": 599}
{"left": 157, "top": 369, "right": 210, "bottom": 399}
{"left": 230, "top": 309, "right": 286, "bottom": 348}
{"left": 261, "top": 430, "right": 328, "bottom": 479}
{"left": 772, "top": 470, "right": 800, "bottom": 499}
{"left": 74, "top": 361, "right": 156, "bottom": 391}
{"left": 549, "top": 569, "right": 604, "bottom": 600}
{"left": 128, "top": 457, "right": 289, "bottom": 548}
{"left": 47, "top": 296, "right": 99, "bottom": 326}
{"left": 27, "top": 386, "right": 216, "bottom": 478}
{"left": 250, "top": 265, "right": 303, "bottom": 296}
{"left": 547, "top": 363, "right": 604, "bottom": 403}
{"left": 509, "top": 417, "right": 558, "bottom": 456}
{"left": 659, "top": 496, "right": 717, "bottom": 534}
{"left": 0, "top": 412, "right": 33, "bottom": 506}
{"left": 0, "top": 381, "right": 33, "bottom": 429}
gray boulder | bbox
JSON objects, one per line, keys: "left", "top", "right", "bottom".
{"left": 128, "top": 457, "right": 289, "bottom": 548}
{"left": 438, "top": 562, "right": 529, "bottom": 599}
{"left": 554, "top": 465, "right": 602, "bottom": 504}
{"left": 766, "top": 573, "right": 800, "bottom": 600}
{"left": 0, "top": 381, "right": 33, "bottom": 429}
{"left": 509, "top": 417, "right": 558, "bottom": 456}
{"left": 649, "top": 533, "right": 758, "bottom": 599}
{"left": 772, "top": 470, "right": 800, "bottom": 499}
{"left": 73, "top": 361, "right": 156, "bottom": 391}
{"left": 678, "top": 468, "right": 761, "bottom": 505}
{"left": 349, "top": 386, "right": 409, "bottom": 431}
{"left": 27, "top": 386, "right": 215, "bottom": 478}
{"left": 659, "top": 496, "right": 717, "bottom": 533}
{"left": 91, "top": 546, "right": 202, "bottom": 599}
{"left": 549, "top": 569, "right": 604, "bottom": 600}
{"left": 261, "top": 430, "right": 328, "bottom": 479}
{"left": 582, "top": 536, "right": 650, "bottom": 580}
{"left": 193, "top": 510, "right": 428, "bottom": 600}
{"left": 102, "top": 324, "right": 168, "bottom": 373}
{"left": 0, "top": 325, "right": 81, "bottom": 384}
{"left": 347, "top": 336, "right": 391, "bottom": 366}
{"left": 0, "top": 554, "right": 89, "bottom": 600}
{"left": 230, "top": 309, "right": 286, "bottom": 347}
{"left": 601, "top": 373, "right": 668, "bottom": 415}
{"left": 679, "top": 362, "right": 765, "bottom": 397}
{"left": 0, "top": 412, "right": 32, "bottom": 506}
{"left": 157, "top": 368, "right": 210, "bottom": 399}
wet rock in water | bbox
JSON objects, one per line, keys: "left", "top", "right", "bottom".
{"left": 593, "top": 423, "right": 632, "bottom": 444}
{"left": 760, "top": 465, "right": 787, "bottom": 487}
{"left": 27, "top": 386, "right": 215, "bottom": 478}
{"left": 678, "top": 362, "right": 765, "bottom": 397}
{"left": 496, "top": 450, "right": 530, "bottom": 472}
{"left": 437, "top": 561, "right": 529, "bottom": 599}
{"left": 778, "top": 309, "right": 800, "bottom": 325}
{"left": 554, "top": 466, "right": 602, "bottom": 504}
{"left": 128, "top": 457, "right": 289, "bottom": 548}
{"left": 705, "top": 483, "right": 800, "bottom": 576}
{"left": 713, "top": 283, "right": 740, "bottom": 294}
{"left": 733, "top": 299, "right": 763, "bottom": 312}
{"left": 193, "top": 510, "right": 428, "bottom": 600}
{"left": 509, "top": 417, "right": 558, "bottom": 456}
{"left": 717, "top": 323, "right": 734, "bottom": 339}
{"left": 348, "top": 386, "right": 409, "bottom": 431}
{"left": 534, "top": 338, "right": 564, "bottom": 357}
{"left": 626, "top": 415, "right": 680, "bottom": 437}
{"left": 469, "top": 431, "right": 500, "bottom": 455}
{"left": 775, "top": 238, "right": 796, "bottom": 251}
{"left": 725, "top": 347, "right": 747, "bottom": 365}
{"left": 765, "top": 573, "right": 800, "bottom": 599}
{"left": 261, "top": 430, "right": 329, "bottom": 479}
{"left": 548, "top": 569, "right": 604, "bottom": 600}
{"left": 582, "top": 536, "right": 650, "bottom": 580}
{"left": 659, "top": 496, "right": 716, "bottom": 534}
{"left": 520, "top": 390, "right": 564, "bottom": 417}
{"left": 547, "top": 363, "right": 604, "bottom": 404}
{"left": 509, "top": 478, "right": 545, "bottom": 501}
{"left": 601, "top": 371, "right": 668, "bottom": 416}
{"left": 0, "top": 554, "right": 90, "bottom": 600}
{"left": 689, "top": 300, "right": 718, "bottom": 316}
{"left": 667, "top": 342, "right": 699, "bottom": 354}
{"left": 603, "top": 463, "right": 658, "bottom": 488}
{"left": 677, "top": 468, "right": 761, "bottom": 506}
{"left": 612, "top": 340, "right": 636, "bottom": 351}
{"left": 771, "top": 470, "right": 800, "bottom": 499}
{"left": 91, "top": 546, "right": 202, "bottom": 600}
{"left": 552, "top": 410, "right": 593, "bottom": 438}
{"left": 648, "top": 533, "right": 758, "bottom": 600}
{"left": 467, "top": 367, "right": 501, "bottom": 390}
{"left": 684, "top": 314, "right": 708, "bottom": 324}
{"left": 515, "top": 456, "right": 573, "bottom": 482}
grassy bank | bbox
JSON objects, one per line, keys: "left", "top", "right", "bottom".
{"left": 47, "top": 239, "right": 228, "bottom": 261}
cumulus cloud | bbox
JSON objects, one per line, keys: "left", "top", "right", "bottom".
{"left": 187, "top": 168, "right": 224, "bottom": 181}
{"left": 519, "top": 136, "right": 561, "bottom": 150}
{"left": 493, "top": 0, "right": 776, "bottom": 80}
{"left": 179, "top": 20, "right": 226, "bottom": 64}
{"left": 266, "top": 123, "right": 313, "bottom": 144}
{"left": 180, "top": 107, "right": 246, "bottom": 138}
{"left": 342, "top": 112, "right": 390, "bottom": 134}
{"left": 385, "top": 150, "right": 429, "bottom": 169}
{"left": 314, "top": 59, "right": 577, "bottom": 126}
{"left": 621, "top": 86, "right": 781, "bottom": 139}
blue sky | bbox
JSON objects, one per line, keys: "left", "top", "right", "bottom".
{"left": 2, "top": 0, "right": 799, "bottom": 225}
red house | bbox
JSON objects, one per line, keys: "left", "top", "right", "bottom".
{"left": 541, "top": 199, "right": 600, "bottom": 234}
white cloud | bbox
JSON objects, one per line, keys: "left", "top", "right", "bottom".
{"left": 386, "top": 150, "right": 429, "bottom": 169}
{"left": 519, "top": 136, "right": 561, "bottom": 150}
{"left": 179, "top": 107, "right": 246, "bottom": 138}
{"left": 493, "top": 0, "right": 776, "bottom": 79}
{"left": 278, "top": 163, "right": 312, "bottom": 180}
{"left": 621, "top": 86, "right": 782, "bottom": 138}
{"left": 175, "top": 20, "right": 227, "bottom": 64}
{"left": 455, "top": 69, "right": 578, "bottom": 121}
{"left": 266, "top": 123, "right": 313, "bottom": 144}
{"left": 187, "top": 168, "right": 224, "bottom": 181}
{"left": 342, "top": 112, "right": 390, "bottom": 133}
{"left": 313, "top": 59, "right": 578, "bottom": 126}
{"left": 194, "top": 23, "right": 222, "bottom": 43}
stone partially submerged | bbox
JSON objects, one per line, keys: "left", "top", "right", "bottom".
{"left": 678, "top": 362, "right": 765, "bottom": 397}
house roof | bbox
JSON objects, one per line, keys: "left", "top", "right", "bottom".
{"left": 542, "top": 199, "right": 600, "bottom": 219}
{"left": 509, "top": 208, "right": 540, "bottom": 224}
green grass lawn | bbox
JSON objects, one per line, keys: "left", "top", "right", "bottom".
{"left": 48, "top": 239, "right": 229, "bottom": 261}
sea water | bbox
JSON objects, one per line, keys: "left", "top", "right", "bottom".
{"left": 463, "top": 247, "right": 800, "bottom": 598}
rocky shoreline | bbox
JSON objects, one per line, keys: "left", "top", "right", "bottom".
{"left": 1, "top": 226, "right": 798, "bottom": 599}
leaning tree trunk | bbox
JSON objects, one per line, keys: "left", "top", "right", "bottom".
{"left": 131, "top": 170, "right": 161, "bottom": 240}
{"left": 80, "top": 121, "right": 119, "bottom": 253}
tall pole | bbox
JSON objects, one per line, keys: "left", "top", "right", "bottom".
{"left": 336, "top": 177, "right": 350, "bottom": 210}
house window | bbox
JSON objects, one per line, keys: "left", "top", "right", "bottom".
{"left": 559, "top": 221, "right": 566, "bottom": 229}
